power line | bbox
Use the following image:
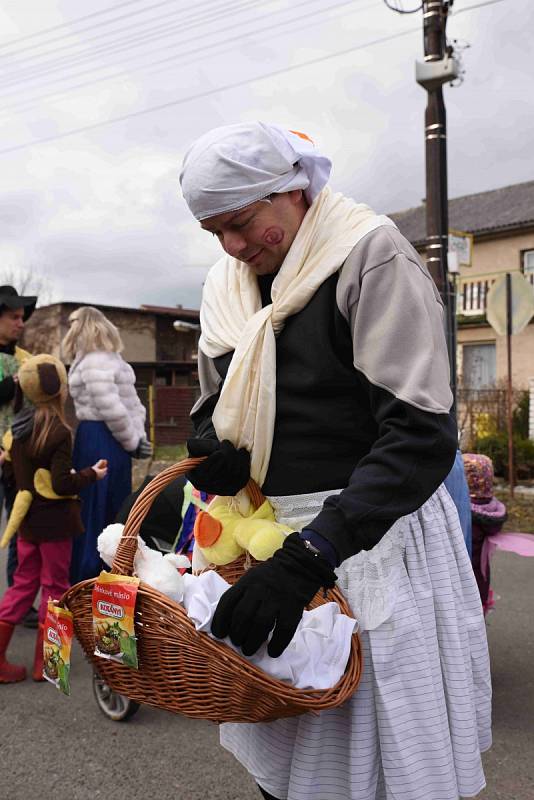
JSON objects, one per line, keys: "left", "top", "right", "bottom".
{"left": 0, "top": 0, "right": 263, "bottom": 87}
{"left": 0, "top": 0, "right": 247, "bottom": 72}
{"left": 0, "top": 0, "right": 502, "bottom": 150}
{"left": 0, "top": 0, "right": 374, "bottom": 114}
{"left": 0, "top": 0, "right": 182, "bottom": 55}
{"left": 383, "top": 1, "right": 423, "bottom": 12}
{"left": 0, "top": 0, "right": 363, "bottom": 105}
{"left": 0, "top": 26, "right": 420, "bottom": 156}
{"left": 0, "top": 0, "right": 502, "bottom": 113}
{"left": 0, "top": 0, "right": 150, "bottom": 50}
{"left": 383, "top": 0, "right": 507, "bottom": 17}
{"left": 0, "top": 0, "right": 190, "bottom": 56}
{"left": 452, "top": 0, "right": 507, "bottom": 16}
{"left": 0, "top": 0, "right": 211, "bottom": 65}
{"left": 0, "top": 0, "right": 331, "bottom": 91}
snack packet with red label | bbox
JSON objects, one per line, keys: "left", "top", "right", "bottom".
{"left": 43, "top": 601, "right": 74, "bottom": 695}
{"left": 92, "top": 571, "right": 140, "bottom": 668}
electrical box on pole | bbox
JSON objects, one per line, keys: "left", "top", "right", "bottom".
{"left": 416, "top": 56, "right": 459, "bottom": 90}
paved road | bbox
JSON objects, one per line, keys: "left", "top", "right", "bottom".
{"left": 0, "top": 546, "right": 256, "bottom": 800}
{"left": 477, "top": 548, "right": 534, "bottom": 800}
{"left": 1, "top": 545, "right": 533, "bottom": 800}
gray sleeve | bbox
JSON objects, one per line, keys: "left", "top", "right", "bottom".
{"left": 190, "top": 347, "right": 221, "bottom": 418}
{"left": 336, "top": 225, "right": 453, "bottom": 414}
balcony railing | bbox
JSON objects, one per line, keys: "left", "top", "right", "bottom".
{"left": 456, "top": 270, "right": 534, "bottom": 316}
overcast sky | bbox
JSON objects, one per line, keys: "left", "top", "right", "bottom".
{"left": 0, "top": 0, "right": 531, "bottom": 310}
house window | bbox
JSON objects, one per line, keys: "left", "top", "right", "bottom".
{"left": 523, "top": 250, "right": 534, "bottom": 275}
{"left": 462, "top": 343, "right": 496, "bottom": 389}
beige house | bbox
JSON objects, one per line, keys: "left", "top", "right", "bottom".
{"left": 391, "top": 180, "right": 534, "bottom": 392}
{"left": 21, "top": 301, "right": 200, "bottom": 388}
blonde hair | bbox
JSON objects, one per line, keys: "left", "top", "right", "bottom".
{"left": 30, "top": 393, "right": 71, "bottom": 455}
{"left": 61, "top": 306, "right": 123, "bottom": 362}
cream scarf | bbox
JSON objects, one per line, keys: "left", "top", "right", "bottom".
{"left": 199, "top": 186, "right": 389, "bottom": 485}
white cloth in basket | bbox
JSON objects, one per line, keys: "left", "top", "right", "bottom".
{"left": 181, "top": 570, "right": 357, "bottom": 691}
{"left": 98, "top": 524, "right": 356, "bottom": 690}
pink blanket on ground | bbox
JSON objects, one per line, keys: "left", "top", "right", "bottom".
{"left": 481, "top": 532, "right": 534, "bottom": 579}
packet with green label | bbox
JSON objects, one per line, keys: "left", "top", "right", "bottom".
{"left": 43, "top": 601, "right": 74, "bottom": 695}
{"left": 92, "top": 571, "right": 140, "bottom": 668}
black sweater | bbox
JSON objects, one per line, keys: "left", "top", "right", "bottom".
{"left": 0, "top": 342, "right": 17, "bottom": 404}
{"left": 192, "top": 227, "right": 457, "bottom": 563}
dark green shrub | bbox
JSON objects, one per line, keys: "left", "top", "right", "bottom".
{"left": 475, "top": 434, "right": 507, "bottom": 476}
{"left": 515, "top": 438, "right": 534, "bottom": 479}
{"left": 513, "top": 391, "right": 530, "bottom": 439}
{"left": 475, "top": 433, "right": 534, "bottom": 480}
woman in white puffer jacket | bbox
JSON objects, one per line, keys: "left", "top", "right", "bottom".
{"left": 69, "top": 350, "right": 146, "bottom": 453}
{"left": 62, "top": 306, "right": 152, "bottom": 582}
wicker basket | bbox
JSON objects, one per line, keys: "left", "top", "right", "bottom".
{"left": 62, "top": 458, "right": 362, "bottom": 723}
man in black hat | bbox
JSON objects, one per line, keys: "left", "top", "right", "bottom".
{"left": 0, "top": 286, "right": 36, "bottom": 591}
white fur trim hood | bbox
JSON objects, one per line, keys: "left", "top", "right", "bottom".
{"left": 68, "top": 351, "right": 146, "bottom": 453}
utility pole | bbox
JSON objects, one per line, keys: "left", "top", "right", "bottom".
{"left": 416, "top": 1, "right": 458, "bottom": 402}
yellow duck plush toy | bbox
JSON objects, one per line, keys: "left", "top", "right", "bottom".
{"left": 194, "top": 494, "right": 293, "bottom": 565}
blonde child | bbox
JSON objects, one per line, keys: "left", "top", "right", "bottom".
{"left": 0, "top": 354, "right": 107, "bottom": 683}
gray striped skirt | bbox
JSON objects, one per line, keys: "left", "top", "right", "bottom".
{"left": 220, "top": 485, "right": 492, "bottom": 800}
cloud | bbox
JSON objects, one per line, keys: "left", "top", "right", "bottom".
{"left": 0, "top": 0, "right": 531, "bottom": 312}
{"left": 0, "top": 141, "right": 217, "bottom": 308}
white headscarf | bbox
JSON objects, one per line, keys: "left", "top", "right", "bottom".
{"left": 180, "top": 121, "right": 393, "bottom": 484}
{"left": 180, "top": 121, "right": 332, "bottom": 221}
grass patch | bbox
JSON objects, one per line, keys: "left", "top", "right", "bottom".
{"left": 154, "top": 443, "right": 188, "bottom": 462}
{"left": 495, "top": 490, "right": 534, "bottom": 534}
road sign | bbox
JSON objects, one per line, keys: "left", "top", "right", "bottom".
{"left": 449, "top": 229, "right": 473, "bottom": 267}
{"left": 486, "top": 272, "right": 534, "bottom": 336}
{"left": 486, "top": 271, "right": 534, "bottom": 498}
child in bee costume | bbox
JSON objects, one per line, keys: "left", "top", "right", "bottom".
{"left": 0, "top": 354, "right": 107, "bottom": 683}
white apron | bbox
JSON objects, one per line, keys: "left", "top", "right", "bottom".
{"left": 220, "top": 485, "right": 492, "bottom": 800}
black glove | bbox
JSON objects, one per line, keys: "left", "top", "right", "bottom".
{"left": 211, "top": 532, "right": 338, "bottom": 658}
{"left": 186, "top": 438, "right": 250, "bottom": 496}
{"left": 131, "top": 437, "right": 153, "bottom": 460}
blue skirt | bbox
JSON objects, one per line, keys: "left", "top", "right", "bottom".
{"left": 443, "top": 449, "right": 473, "bottom": 558}
{"left": 70, "top": 421, "right": 132, "bottom": 583}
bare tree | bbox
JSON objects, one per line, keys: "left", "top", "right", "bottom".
{"left": 0, "top": 265, "right": 55, "bottom": 306}
{"left": 457, "top": 376, "right": 525, "bottom": 451}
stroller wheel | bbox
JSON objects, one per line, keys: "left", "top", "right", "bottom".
{"left": 92, "top": 672, "right": 141, "bottom": 722}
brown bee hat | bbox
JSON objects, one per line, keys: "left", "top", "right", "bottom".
{"left": 17, "top": 354, "right": 67, "bottom": 406}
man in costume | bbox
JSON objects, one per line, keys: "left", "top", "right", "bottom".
{"left": 180, "top": 123, "right": 491, "bottom": 800}
{"left": 0, "top": 286, "right": 35, "bottom": 588}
